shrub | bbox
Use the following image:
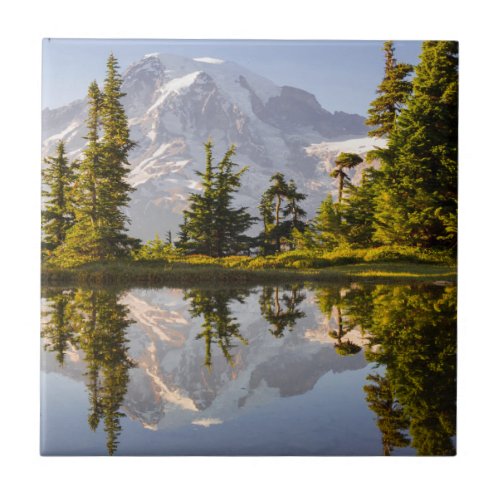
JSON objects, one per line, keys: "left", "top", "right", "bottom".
{"left": 132, "top": 234, "right": 179, "bottom": 262}
{"left": 220, "top": 255, "right": 253, "bottom": 268}
{"left": 322, "top": 248, "right": 366, "bottom": 265}
{"left": 363, "top": 245, "right": 445, "bottom": 263}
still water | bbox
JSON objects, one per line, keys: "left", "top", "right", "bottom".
{"left": 40, "top": 283, "right": 456, "bottom": 456}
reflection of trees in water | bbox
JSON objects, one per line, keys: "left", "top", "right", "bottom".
{"left": 315, "top": 286, "right": 362, "bottom": 356}
{"left": 364, "top": 373, "right": 410, "bottom": 455}
{"left": 42, "top": 288, "right": 135, "bottom": 455}
{"left": 42, "top": 289, "right": 76, "bottom": 366}
{"left": 329, "top": 306, "right": 361, "bottom": 356}
{"left": 342, "top": 284, "right": 457, "bottom": 456}
{"left": 185, "top": 288, "right": 249, "bottom": 369}
{"left": 259, "top": 285, "right": 305, "bottom": 337}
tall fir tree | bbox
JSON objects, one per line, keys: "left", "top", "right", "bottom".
{"left": 99, "top": 53, "right": 137, "bottom": 256}
{"left": 365, "top": 41, "right": 413, "bottom": 138}
{"left": 373, "top": 41, "right": 458, "bottom": 248}
{"left": 56, "top": 81, "right": 102, "bottom": 265}
{"left": 54, "top": 56, "right": 138, "bottom": 266}
{"left": 42, "top": 140, "right": 74, "bottom": 254}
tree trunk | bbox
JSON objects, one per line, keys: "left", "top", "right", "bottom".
{"left": 275, "top": 195, "right": 281, "bottom": 252}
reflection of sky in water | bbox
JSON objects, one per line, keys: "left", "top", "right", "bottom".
{"left": 40, "top": 284, "right": 455, "bottom": 456}
{"left": 42, "top": 363, "right": 394, "bottom": 456}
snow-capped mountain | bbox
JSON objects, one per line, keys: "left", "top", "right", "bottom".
{"left": 42, "top": 53, "right": 385, "bottom": 240}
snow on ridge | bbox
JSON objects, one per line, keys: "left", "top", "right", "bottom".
{"left": 145, "top": 52, "right": 160, "bottom": 58}
{"left": 44, "top": 121, "right": 80, "bottom": 146}
{"left": 193, "top": 57, "right": 224, "bottom": 64}
{"left": 148, "top": 71, "right": 202, "bottom": 113}
{"left": 305, "top": 137, "right": 387, "bottom": 157}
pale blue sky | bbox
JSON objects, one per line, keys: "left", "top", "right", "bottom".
{"left": 42, "top": 39, "right": 422, "bottom": 116}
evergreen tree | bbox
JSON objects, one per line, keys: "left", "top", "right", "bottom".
{"left": 312, "top": 194, "right": 342, "bottom": 249}
{"left": 342, "top": 168, "right": 380, "bottom": 246}
{"left": 282, "top": 179, "right": 307, "bottom": 248}
{"left": 178, "top": 157, "right": 215, "bottom": 256}
{"left": 374, "top": 41, "right": 458, "bottom": 248}
{"left": 366, "top": 41, "right": 413, "bottom": 137}
{"left": 258, "top": 173, "right": 307, "bottom": 253}
{"left": 330, "top": 152, "right": 363, "bottom": 204}
{"left": 179, "top": 141, "right": 255, "bottom": 257}
{"left": 98, "top": 53, "right": 137, "bottom": 256}
{"left": 257, "top": 189, "right": 277, "bottom": 255}
{"left": 262, "top": 172, "right": 290, "bottom": 252}
{"left": 55, "top": 81, "right": 102, "bottom": 265}
{"left": 42, "top": 140, "right": 74, "bottom": 254}
{"left": 54, "top": 55, "right": 138, "bottom": 266}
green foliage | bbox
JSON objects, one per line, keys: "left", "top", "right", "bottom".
{"left": 42, "top": 141, "right": 75, "bottom": 255}
{"left": 259, "top": 172, "right": 307, "bottom": 254}
{"left": 315, "top": 283, "right": 456, "bottom": 455}
{"left": 42, "top": 288, "right": 135, "bottom": 455}
{"left": 185, "top": 288, "right": 249, "bottom": 369}
{"left": 330, "top": 152, "right": 363, "bottom": 205}
{"left": 310, "top": 194, "right": 343, "bottom": 249}
{"left": 373, "top": 41, "right": 458, "bottom": 248}
{"left": 41, "top": 289, "right": 76, "bottom": 366}
{"left": 179, "top": 141, "right": 256, "bottom": 257}
{"left": 364, "top": 374, "right": 410, "bottom": 455}
{"left": 53, "top": 55, "right": 138, "bottom": 267}
{"left": 132, "top": 234, "right": 179, "bottom": 261}
{"left": 366, "top": 41, "right": 413, "bottom": 137}
{"left": 341, "top": 168, "right": 380, "bottom": 246}
{"left": 354, "top": 284, "right": 457, "bottom": 455}
{"left": 259, "top": 285, "right": 305, "bottom": 337}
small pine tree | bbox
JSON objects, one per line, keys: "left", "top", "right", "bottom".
{"left": 179, "top": 141, "right": 255, "bottom": 256}
{"left": 258, "top": 173, "right": 307, "bottom": 253}
{"left": 330, "top": 152, "right": 363, "bottom": 205}
{"left": 313, "top": 194, "right": 342, "bottom": 249}
{"left": 342, "top": 168, "right": 380, "bottom": 246}
{"left": 283, "top": 179, "right": 307, "bottom": 243}
{"left": 42, "top": 140, "right": 74, "bottom": 255}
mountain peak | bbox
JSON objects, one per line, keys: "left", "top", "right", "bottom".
{"left": 43, "top": 52, "right": 371, "bottom": 240}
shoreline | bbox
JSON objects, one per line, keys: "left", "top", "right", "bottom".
{"left": 41, "top": 261, "right": 457, "bottom": 288}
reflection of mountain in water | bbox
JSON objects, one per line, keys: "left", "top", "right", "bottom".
{"left": 242, "top": 347, "right": 364, "bottom": 402}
